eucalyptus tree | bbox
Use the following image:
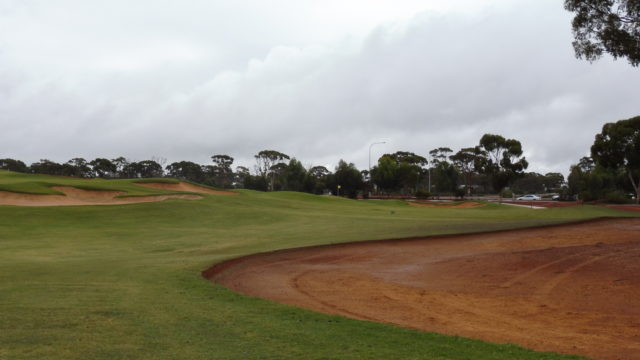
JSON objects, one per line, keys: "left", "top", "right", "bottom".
{"left": 565, "top": 0, "right": 640, "bottom": 66}
{"left": 591, "top": 116, "right": 640, "bottom": 203}
{"left": 475, "top": 134, "right": 528, "bottom": 194}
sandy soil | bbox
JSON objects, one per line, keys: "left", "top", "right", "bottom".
{"left": 136, "top": 182, "right": 237, "bottom": 195}
{"left": 408, "top": 201, "right": 485, "bottom": 209}
{"left": 206, "top": 218, "right": 640, "bottom": 360}
{"left": 0, "top": 186, "right": 202, "bottom": 206}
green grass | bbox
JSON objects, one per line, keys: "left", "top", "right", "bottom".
{"left": 1, "top": 171, "right": 636, "bottom": 359}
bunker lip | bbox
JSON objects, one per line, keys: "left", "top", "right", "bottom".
{"left": 0, "top": 186, "right": 202, "bottom": 207}
{"left": 204, "top": 217, "right": 640, "bottom": 360}
{"left": 135, "top": 181, "right": 238, "bottom": 195}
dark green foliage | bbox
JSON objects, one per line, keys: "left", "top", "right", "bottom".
{"left": 565, "top": 0, "right": 640, "bottom": 66}
{"left": 591, "top": 116, "right": 640, "bottom": 203}
{"left": 304, "top": 166, "right": 330, "bottom": 194}
{"left": 255, "top": 150, "right": 290, "bottom": 191}
{"left": 209, "top": 155, "right": 235, "bottom": 188}
{"left": 329, "top": 160, "right": 364, "bottom": 198}
{"left": 475, "top": 134, "right": 529, "bottom": 193}
{"left": 370, "top": 151, "right": 427, "bottom": 194}
{"left": 284, "top": 158, "right": 306, "bottom": 192}
{"left": 432, "top": 161, "right": 459, "bottom": 195}
{"left": 122, "top": 160, "right": 164, "bottom": 178}
{"left": 0, "top": 158, "right": 28, "bottom": 172}
{"left": 166, "top": 161, "right": 204, "bottom": 183}
{"left": 450, "top": 148, "right": 478, "bottom": 196}
{"left": 29, "top": 159, "right": 64, "bottom": 175}
{"left": 511, "top": 172, "right": 565, "bottom": 194}
{"left": 89, "top": 158, "right": 117, "bottom": 178}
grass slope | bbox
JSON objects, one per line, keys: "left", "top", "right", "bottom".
{"left": 1, "top": 172, "right": 636, "bottom": 360}
{"left": 0, "top": 170, "right": 188, "bottom": 197}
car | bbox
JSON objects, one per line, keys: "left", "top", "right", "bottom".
{"left": 551, "top": 194, "right": 560, "bottom": 201}
{"left": 517, "top": 194, "right": 541, "bottom": 201}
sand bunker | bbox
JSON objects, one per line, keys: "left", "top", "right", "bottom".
{"left": 408, "top": 201, "right": 485, "bottom": 208}
{"left": 136, "top": 182, "right": 237, "bottom": 195}
{"left": 0, "top": 186, "right": 202, "bottom": 207}
{"left": 206, "top": 218, "right": 640, "bottom": 360}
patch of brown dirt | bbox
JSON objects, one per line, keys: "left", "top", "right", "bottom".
{"left": 602, "top": 204, "right": 640, "bottom": 213}
{"left": 136, "top": 182, "right": 237, "bottom": 195}
{"left": 408, "top": 201, "right": 485, "bottom": 208}
{"left": 206, "top": 218, "right": 640, "bottom": 360}
{"left": 0, "top": 186, "right": 202, "bottom": 207}
{"left": 502, "top": 200, "right": 581, "bottom": 208}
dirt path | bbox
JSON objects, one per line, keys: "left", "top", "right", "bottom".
{"left": 206, "top": 218, "right": 640, "bottom": 360}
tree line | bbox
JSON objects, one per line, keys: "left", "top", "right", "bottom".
{"left": 1, "top": 118, "right": 638, "bottom": 203}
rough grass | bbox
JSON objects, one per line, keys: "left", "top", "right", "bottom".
{"left": 2, "top": 172, "right": 636, "bottom": 359}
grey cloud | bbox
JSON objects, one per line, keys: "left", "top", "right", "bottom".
{"left": 1, "top": 0, "right": 639, "bottom": 176}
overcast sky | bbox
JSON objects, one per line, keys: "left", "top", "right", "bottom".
{"left": 1, "top": 0, "right": 639, "bottom": 175}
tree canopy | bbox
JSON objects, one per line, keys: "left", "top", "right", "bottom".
{"left": 475, "top": 134, "right": 529, "bottom": 193}
{"left": 565, "top": 0, "right": 640, "bottom": 66}
{"left": 591, "top": 115, "right": 640, "bottom": 203}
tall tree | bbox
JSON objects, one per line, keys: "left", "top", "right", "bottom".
{"left": 284, "top": 158, "right": 307, "bottom": 192}
{"left": 590, "top": 116, "right": 640, "bottom": 203}
{"left": 211, "top": 154, "right": 235, "bottom": 188}
{"left": 450, "top": 148, "right": 479, "bottom": 196}
{"left": 0, "top": 158, "right": 28, "bottom": 173}
{"left": 254, "top": 150, "right": 290, "bottom": 191}
{"left": 330, "top": 160, "right": 364, "bottom": 198}
{"left": 428, "top": 147, "right": 453, "bottom": 166}
{"left": 304, "top": 166, "right": 330, "bottom": 194}
{"left": 89, "top": 158, "right": 117, "bottom": 178}
{"left": 66, "top": 158, "right": 91, "bottom": 177}
{"left": 565, "top": 0, "right": 640, "bottom": 66}
{"left": 166, "top": 161, "right": 204, "bottom": 183}
{"left": 475, "top": 134, "right": 529, "bottom": 194}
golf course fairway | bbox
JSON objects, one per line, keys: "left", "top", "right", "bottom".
{"left": 1, "top": 170, "right": 638, "bottom": 360}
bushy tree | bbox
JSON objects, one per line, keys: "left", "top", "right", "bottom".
{"left": 284, "top": 158, "right": 306, "bottom": 192}
{"left": 371, "top": 151, "right": 427, "bottom": 194}
{"left": 304, "top": 166, "right": 330, "bottom": 194}
{"left": 591, "top": 116, "right": 640, "bottom": 203}
{"left": 89, "top": 158, "right": 117, "bottom": 178}
{"left": 254, "top": 150, "right": 289, "bottom": 191}
{"left": 211, "top": 154, "right": 235, "bottom": 188}
{"left": 329, "top": 160, "right": 364, "bottom": 198}
{"left": 450, "top": 148, "right": 478, "bottom": 196}
{"left": 30, "top": 159, "right": 63, "bottom": 175}
{"left": 475, "top": 134, "right": 529, "bottom": 194}
{"left": 166, "top": 161, "right": 204, "bottom": 183}
{"left": 0, "top": 158, "right": 28, "bottom": 173}
{"left": 432, "top": 161, "right": 459, "bottom": 195}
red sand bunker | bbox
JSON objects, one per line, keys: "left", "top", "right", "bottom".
{"left": 0, "top": 182, "right": 234, "bottom": 207}
{"left": 206, "top": 218, "right": 640, "bottom": 360}
{"left": 136, "top": 182, "right": 237, "bottom": 195}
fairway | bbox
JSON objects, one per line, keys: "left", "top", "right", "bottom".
{"left": 1, "top": 172, "right": 639, "bottom": 359}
